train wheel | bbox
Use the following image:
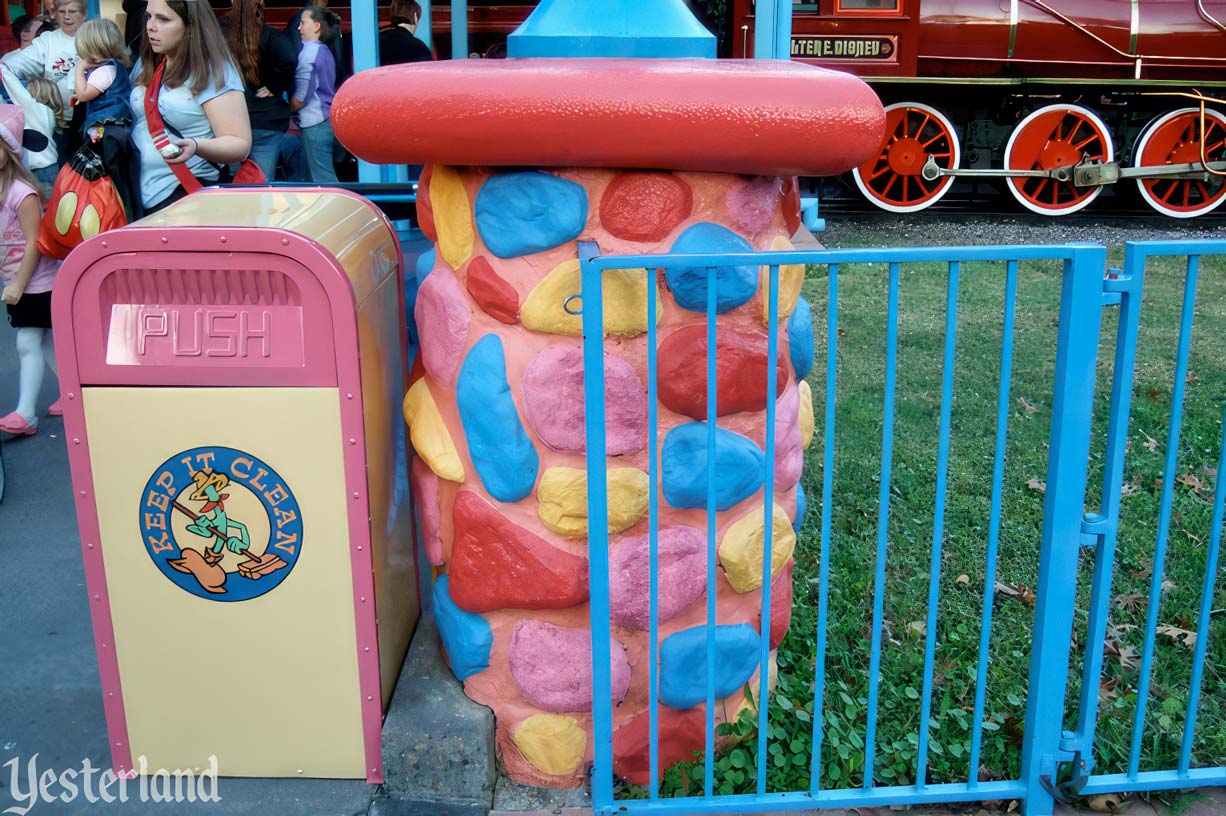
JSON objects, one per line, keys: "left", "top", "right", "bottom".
{"left": 1133, "top": 107, "right": 1226, "bottom": 218}
{"left": 1004, "top": 104, "right": 1113, "bottom": 216}
{"left": 852, "top": 102, "right": 960, "bottom": 213}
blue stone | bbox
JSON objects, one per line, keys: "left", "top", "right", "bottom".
{"left": 661, "top": 422, "right": 764, "bottom": 511}
{"left": 794, "top": 482, "right": 806, "bottom": 532}
{"left": 788, "top": 297, "right": 815, "bottom": 381}
{"left": 659, "top": 623, "right": 762, "bottom": 710}
{"left": 457, "top": 334, "right": 540, "bottom": 502}
{"left": 416, "top": 248, "right": 436, "bottom": 287}
{"left": 664, "top": 223, "right": 757, "bottom": 314}
{"left": 432, "top": 575, "right": 493, "bottom": 681}
{"left": 474, "top": 172, "right": 588, "bottom": 258}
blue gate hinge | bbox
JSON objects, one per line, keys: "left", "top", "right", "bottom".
{"left": 1060, "top": 730, "right": 1090, "bottom": 756}
{"left": 1080, "top": 512, "right": 1111, "bottom": 549}
{"left": 1102, "top": 268, "right": 1138, "bottom": 303}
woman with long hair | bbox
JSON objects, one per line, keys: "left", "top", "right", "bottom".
{"left": 129, "top": 0, "right": 252, "bottom": 213}
{"left": 226, "top": 0, "right": 294, "bottom": 182}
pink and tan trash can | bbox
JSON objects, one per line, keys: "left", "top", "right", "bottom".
{"left": 52, "top": 188, "right": 418, "bottom": 782}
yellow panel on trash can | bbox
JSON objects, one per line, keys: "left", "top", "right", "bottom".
{"left": 84, "top": 385, "right": 365, "bottom": 778}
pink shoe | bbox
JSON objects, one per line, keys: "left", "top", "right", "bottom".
{"left": 0, "top": 411, "right": 37, "bottom": 435}
{"left": 48, "top": 399, "right": 64, "bottom": 416}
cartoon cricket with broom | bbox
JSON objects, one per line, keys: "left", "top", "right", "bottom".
{"left": 166, "top": 469, "right": 286, "bottom": 594}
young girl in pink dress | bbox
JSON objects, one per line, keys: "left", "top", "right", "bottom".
{"left": 0, "top": 104, "right": 61, "bottom": 435}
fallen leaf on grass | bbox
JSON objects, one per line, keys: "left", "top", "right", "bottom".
{"left": 907, "top": 621, "right": 926, "bottom": 637}
{"left": 1027, "top": 478, "right": 1046, "bottom": 493}
{"left": 1017, "top": 397, "right": 1038, "bottom": 413}
{"left": 995, "top": 581, "right": 1036, "bottom": 606}
{"left": 1113, "top": 593, "right": 1146, "bottom": 612}
{"left": 1186, "top": 372, "right": 1201, "bottom": 385}
{"left": 1131, "top": 561, "right": 1153, "bottom": 580}
{"left": 1140, "top": 431, "right": 1159, "bottom": 453}
{"left": 1104, "top": 640, "right": 1141, "bottom": 671}
{"left": 1161, "top": 580, "right": 1176, "bottom": 592}
{"left": 956, "top": 574, "right": 971, "bottom": 585}
{"left": 1176, "top": 471, "right": 1204, "bottom": 490}
{"left": 1099, "top": 676, "right": 1124, "bottom": 704}
{"left": 1156, "top": 625, "right": 1196, "bottom": 648}
{"left": 1120, "top": 481, "right": 1141, "bottom": 497}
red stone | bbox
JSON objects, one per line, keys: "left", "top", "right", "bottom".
{"left": 417, "top": 164, "right": 438, "bottom": 242}
{"left": 769, "top": 560, "right": 794, "bottom": 650}
{"left": 781, "top": 176, "right": 801, "bottom": 235}
{"left": 658, "top": 325, "right": 788, "bottom": 420}
{"left": 448, "top": 491, "right": 589, "bottom": 613}
{"left": 599, "top": 172, "right": 693, "bottom": 243}
{"left": 612, "top": 708, "right": 707, "bottom": 785}
{"left": 465, "top": 256, "right": 519, "bottom": 324}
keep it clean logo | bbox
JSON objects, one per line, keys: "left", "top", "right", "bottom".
{"left": 140, "top": 447, "right": 303, "bottom": 601}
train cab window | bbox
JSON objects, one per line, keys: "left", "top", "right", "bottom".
{"left": 835, "top": 0, "right": 900, "bottom": 11}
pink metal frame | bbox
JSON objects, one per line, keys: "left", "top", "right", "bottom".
{"left": 52, "top": 187, "right": 406, "bottom": 783}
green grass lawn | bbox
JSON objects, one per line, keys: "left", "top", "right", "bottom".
{"left": 624, "top": 241, "right": 1226, "bottom": 800}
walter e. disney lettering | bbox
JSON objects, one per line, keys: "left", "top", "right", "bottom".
{"left": 139, "top": 446, "right": 303, "bottom": 601}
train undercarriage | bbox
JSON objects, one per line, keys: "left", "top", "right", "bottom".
{"left": 848, "top": 83, "right": 1226, "bottom": 218}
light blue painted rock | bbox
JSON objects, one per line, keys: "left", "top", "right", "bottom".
{"left": 457, "top": 334, "right": 539, "bottom": 502}
{"left": 661, "top": 422, "right": 764, "bottom": 511}
{"left": 432, "top": 575, "right": 493, "bottom": 681}
{"left": 474, "top": 172, "right": 588, "bottom": 258}
{"left": 794, "top": 482, "right": 806, "bottom": 532}
{"left": 664, "top": 223, "right": 757, "bottom": 314}
{"left": 416, "top": 248, "right": 436, "bottom": 287}
{"left": 659, "top": 623, "right": 762, "bottom": 710}
{"left": 788, "top": 297, "right": 815, "bottom": 380}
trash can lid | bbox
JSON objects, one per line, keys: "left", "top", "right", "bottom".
{"left": 332, "top": 59, "right": 885, "bottom": 177}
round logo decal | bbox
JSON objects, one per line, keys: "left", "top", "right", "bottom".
{"left": 139, "top": 447, "right": 303, "bottom": 602}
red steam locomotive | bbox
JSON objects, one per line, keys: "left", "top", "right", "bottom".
{"left": 731, "top": 0, "right": 1226, "bottom": 217}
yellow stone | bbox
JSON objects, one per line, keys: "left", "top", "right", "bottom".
{"left": 537, "top": 467, "right": 649, "bottom": 538}
{"left": 760, "top": 236, "right": 805, "bottom": 326}
{"left": 431, "top": 165, "right": 474, "bottom": 269}
{"left": 736, "top": 651, "right": 779, "bottom": 719}
{"left": 521, "top": 259, "right": 659, "bottom": 337}
{"left": 798, "top": 380, "right": 815, "bottom": 450}
{"left": 402, "top": 379, "right": 465, "bottom": 483}
{"left": 718, "top": 503, "right": 796, "bottom": 593}
{"left": 514, "top": 714, "right": 588, "bottom": 776}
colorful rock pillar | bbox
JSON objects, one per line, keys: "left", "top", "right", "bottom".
{"left": 333, "top": 27, "right": 883, "bottom": 788}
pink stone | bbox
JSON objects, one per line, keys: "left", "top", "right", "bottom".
{"left": 508, "top": 620, "right": 631, "bottom": 712}
{"left": 610, "top": 526, "right": 707, "bottom": 630}
{"left": 522, "top": 346, "right": 646, "bottom": 455}
{"left": 411, "top": 455, "right": 444, "bottom": 566}
{"left": 415, "top": 266, "right": 471, "bottom": 386}
{"left": 726, "top": 176, "right": 780, "bottom": 235}
{"left": 769, "top": 560, "right": 794, "bottom": 649}
{"left": 774, "top": 384, "right": 803, "bottom": 489}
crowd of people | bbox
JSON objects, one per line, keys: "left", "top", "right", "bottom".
{"left": 0, "top": 0, "right": 433, "bottom": 436}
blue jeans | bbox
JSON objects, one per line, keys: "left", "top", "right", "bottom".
{"left": 33, "top": 164, "right": 59, "bottom": 198}
{"left": 299, "top": 120, "right": 337, "bottom": 184}
{"left": 248, "top": 128, "right": 284, "bottom": 183}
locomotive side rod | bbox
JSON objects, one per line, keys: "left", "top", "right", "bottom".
{"left": 921, "top": 156, "right": 1226, "bottom": 187}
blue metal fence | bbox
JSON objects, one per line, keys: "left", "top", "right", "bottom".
{"left": 577, "top": 240, "right": 1224, "bottom": 816}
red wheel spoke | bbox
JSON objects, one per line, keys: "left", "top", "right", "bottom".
{"left": 1073, "top": 135, "right": 1100, "bottom": 151}
{"left": 881, "top": 173, "right": 899, "bottom": 199}
{"left": 867, "top": 164, "right": 892, "bottom": 182}
{"left": 902, "top": 175, "right": 911, "bottom": 202}
{"left": 1196, "top": 181, "right": 1210, "bottom": 202}
{"left": 922, "top": 133, "right": 947, "bottom": 150}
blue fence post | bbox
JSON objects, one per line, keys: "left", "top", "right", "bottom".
{"left": 1019, "top": 245, "right": 1107, "bottom": 816}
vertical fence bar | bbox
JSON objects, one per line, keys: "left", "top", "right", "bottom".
{"left": 916, "top": 261, "right": 961, "bottom": 789}
{"left": 757, "top": 264, "right": 781, "bottom": 794}
{"left": 1070, "top": 255, "right": 1145, "bottom": 787}
{"left": 1178, "top": 407, "right": 1225, "bottom": 774}
{"left": 705, "top": 268, "right": 718, "bottom": 798}
{"left": 864, "top": 261, "right": 901, "bottom": 789}
{"left": 1019, "top": 245, "right": 1107, "bottom": 816}
{"left": 810, "top": 263, "right": 838, "bottom": 796}
{"left": 580, "top": 252, "right": 614, "bottom": 809}
{"left": 969, "top": 260, "right": 1019, "bottom": 785}
{"left": 451, "top": 0, "right": 468, "bottom": 57}
{"left": 1129, "top": 254, "right": 1200, "bottom": 778}
{"left": 648, "top": 268, "right": 661, "bottom": 799}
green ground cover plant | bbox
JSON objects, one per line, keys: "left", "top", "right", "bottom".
{"left": 619, "top": 243, "right": 1225, "bottom": 800}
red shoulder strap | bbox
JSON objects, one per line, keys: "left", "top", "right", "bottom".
{"left": 144, "top": 61, "right": 202, "bottom": 194}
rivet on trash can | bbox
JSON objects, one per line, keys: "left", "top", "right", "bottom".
{"left": 357, "top": 545, "right": 363, "bottom": 551}
{"left": 101, "top": 241, "right": 108, "bottom": 248}
{"left": 160, "top": 237, "right": 167, "bottom": 243}
{"left": 367, "top": 695, "right": 372, "bottom": 701}
{"left": 80, "top": 489, "right": 86, "bottom": 495}
{"left": 360, "top": 596, "right": 366, "bottom": 603}
{"left": 296, "top": 770, "right": 303, "bottom": 775}
{"left": 346, "top": 393, "right": 353, "bottom": 399}
{"left": 349, "top": 438, "right": 356, "bottom": 445}
{"left": 219, "top": 236, "right": 227, "bottom": 243}
{"left": 353, "top": 491, "right": 359, "bottom": 499}
{"left": 281, "top": 238, "right": 290, "bottom": 246}
{"left": 73, "top": 438, "right": 80, "bottom": 444}
{"left": 68, "top": 393, "right": 74, "bottom": 399}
